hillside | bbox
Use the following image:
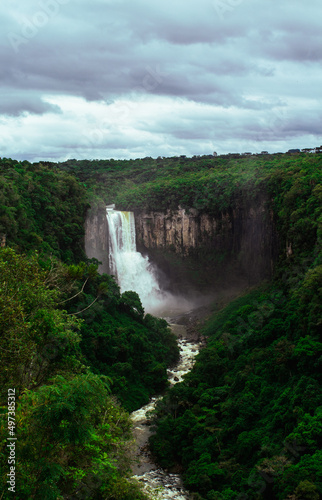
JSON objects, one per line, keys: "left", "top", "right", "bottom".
{"left": 1, "top": 152, "right": 321, "bottom": 499}
{"left": 0, "top": 157, "right": 178, "bottom": 499}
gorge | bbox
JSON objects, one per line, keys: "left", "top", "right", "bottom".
{"left": 87, "top": 205, "right": 210, "bottom": 499}
{"left": 85, "top": 198, "right": 280, "bottom": 299}
{"left": 84, "top": 202, "right": 279, "bottom": 499}
{"left": 1, "top": 154, "right": 321, "bottom": 500}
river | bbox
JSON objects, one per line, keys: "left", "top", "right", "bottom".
{"left": 131, "top": 316, "right": 205, "bottom": 499}
{"left": 104, "top": 207, "right": 207, "bottom": 497}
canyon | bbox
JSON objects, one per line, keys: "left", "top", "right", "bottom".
{"left": 85, "top": 198, "right": 280, "bottom": 295}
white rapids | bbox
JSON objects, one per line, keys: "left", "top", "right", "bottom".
{"left": 131, "top": 329, "right": 203, "bottom": 500}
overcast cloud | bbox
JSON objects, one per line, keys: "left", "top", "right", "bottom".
{"left": 0, "top": 0, "right": 321, "bottom": 161}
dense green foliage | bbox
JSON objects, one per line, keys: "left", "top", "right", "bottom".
{"left": 149, "top": 280, "right": 322, "bottom": 499}
{"left": 67, "top": 268, "right": 179, "bottom": 412}
{"left": 0, "top": 157, "right": 179, "bottom": 498}
{"left": 57, "top": 153, "right": 321, "bottom": 217}
{"left": 0, "top": 157, "right": 88, "bottom": 262}
{"left": 1, "top": 151, "right": 322, "bottom": 498}
{"left": 147, "top": 156, "right": 322, "bottom": 499}
{"left": 0, "top": 248, "right": 152, "bottom": 499}
{"left": 0, "top": 247, "right": 178, "bottom": 497}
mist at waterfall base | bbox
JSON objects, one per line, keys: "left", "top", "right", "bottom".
{"left": 106, "top": 208, "right": 195, "bottom": 316}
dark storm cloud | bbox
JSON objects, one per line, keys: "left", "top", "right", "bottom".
{"left": 0, "top": 90, "right": 61, "bottom": 116}
{"left": 2, "top": 1, "right": 318, "bottom": 97}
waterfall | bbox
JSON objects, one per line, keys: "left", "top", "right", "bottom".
{"left": 106, "top": 208, "right": 164, "bottom": 313}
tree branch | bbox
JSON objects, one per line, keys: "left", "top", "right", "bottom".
{"left": 58, "top": 277, "right": 89, "bottom": 304}
{"left": 68, "top": 296, "right": 99, "bottom": 316}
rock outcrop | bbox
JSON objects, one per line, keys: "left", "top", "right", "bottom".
{"left": 84, "top": 200, "right": 279, "bottom": 293}
{"left": 135, "top": 207, "right": 231, "bottom": 255}
{"left": 134, "top": 201, "right": 279, "bottom": 291}
{"left": 84, "top": 209, "right": 109, "bottom": 273}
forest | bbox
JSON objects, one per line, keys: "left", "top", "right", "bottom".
{"left": 1, "top": 152, "right": 322, "bottom": 499}
{"left": 0, "top": 158, "right": 177, "bottom": 499}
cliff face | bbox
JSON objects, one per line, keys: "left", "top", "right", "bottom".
{"left": 84, "top": 200, "right": 279, "bottom": 293}
{"left": 135, "top": 207, "right": 231, "bottom": 254}
{"left": 84, "top": 209, "right": 109, "bottom": 273}
{"left": 135, "top": 201, "right": 279, "bottom": 291}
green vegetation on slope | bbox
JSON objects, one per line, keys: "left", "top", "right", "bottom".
{"left": 0, "top": 157, "right": 88, "bottom": 262}
{"left": 1, "top": 151, "right": 322, "bottom": 498}
{"left": 57, "top": 153, "right": 322, "bottom": 218}
{"left": 68, "top": 270, "right": 179, "bottom": 412}
{"left": 0, "top": 248, "right": 151, "bottom": 499}
{"left": 0, "top": 157, "right": 179, "bottom": 498}
{"left": 148, "top": 156, "right": 322, "bottom": 499}
{"left": 0, "top": 245, "right": 178, "bottom": 497}
{"left": 150, "top": 279, "right": 322, "bottom": 499}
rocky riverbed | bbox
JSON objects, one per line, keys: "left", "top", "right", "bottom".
{"left": 131, "top": 313, "right": 207, "bottom": 499}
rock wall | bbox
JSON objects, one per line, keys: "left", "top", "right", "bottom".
{"left": 84, "top": 209, "right": 109, "bottom": 273}
{"left": 135, "top": 207, "right": 231, "bottom": 255}
{"left": 84, "top": 200, "right": 279, "bottom": 293}
{"left": 135, "top": 201, "right": 279, "bottom": 291}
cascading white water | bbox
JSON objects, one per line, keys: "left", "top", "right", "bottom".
{"left": 106, "top": 208, "right": 165, "bottom": 313}
{"left": 105, "top": 207, "right": 205, "bottom": 497}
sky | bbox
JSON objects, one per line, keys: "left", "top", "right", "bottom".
{"left": 0, "top": 0, "right": 321, "bottom": 162}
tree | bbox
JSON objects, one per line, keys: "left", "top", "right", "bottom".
{"left": 0, "top": 248, "right": 82, "bottom": 397}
